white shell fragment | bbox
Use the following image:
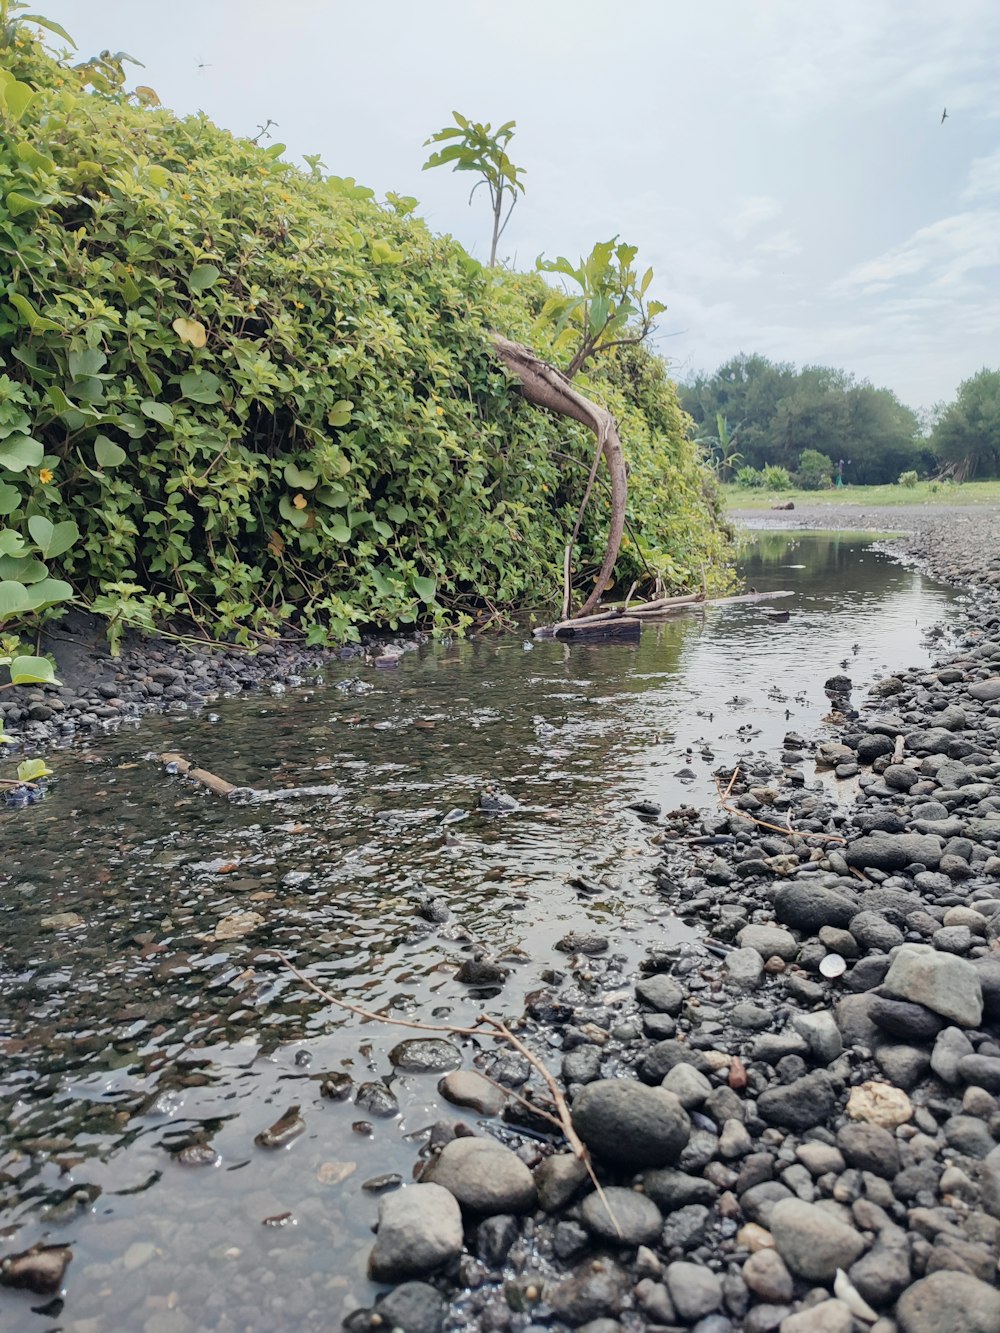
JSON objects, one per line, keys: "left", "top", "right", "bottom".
{"left": 819, "top": 953, "right": 847, "bottom": 978}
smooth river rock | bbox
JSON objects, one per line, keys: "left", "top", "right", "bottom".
{"left": 896, "top": 1270, "right": 1000, "bottom": 1332}
{"left": 769, "top": 1198, "right": 866, "bottom": 1281}
{"left": 423, "top": 1136, "right": 536, "bottom": 1214}
{"left": 580, "top": 1186, "right": 663, "bottom": 1246}
{"left": 368, "top": 1183, "right": 463, "bottom": 1281}
{"left": 572, "top": 1079, "right": 691, "bottom": 1168}
{"left": 883, "top": 943, "right": 983, "bottom": 1027}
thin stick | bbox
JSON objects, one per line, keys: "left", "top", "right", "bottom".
{"left": 714, "top": 771, "right": 846, "bottom": 844}
{"left": 269, "top": 951, "right": 618, "bottom": 1231}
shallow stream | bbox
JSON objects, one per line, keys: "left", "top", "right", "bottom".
{"left": 0, "top": 532, "right": 959, "bottom": 1330}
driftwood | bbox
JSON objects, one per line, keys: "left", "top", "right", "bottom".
{"left": 159, "top": 752, "right": 238, "bottom": 798}
{"left": 534, "top": 588, "right": 795, "bottom": 638}
{"left": 554, "top": 616, "right": 641, "bottom": 642}
{"left": 491, "top": 334, "right": 626, "bottom": 620}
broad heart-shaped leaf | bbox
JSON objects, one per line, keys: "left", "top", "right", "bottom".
{"left": 278, "top": 495, "right": 308, "bottom": 529}
{"left": 0, "top": 555, "right": 47, "bottom": 584}
{"left": 0, "top": 435, "right": 43, "bottom": 472}
{"left": 325, "top": 518, "right": 351, "bottom": 543}
{"left": 178, "top": 369, "right": 221, "bottom": 403}
{"left": 1, "top": 79, "right": 35, "bottom": 123}
{"left": 20, "top": 577, "right": 73, "bottom": 613}
{"left": 141, "top": 399, "right": 174, "bottom": 426}
{"left": 189, "top": 264, "right": 221, "bottom": 293}
{"left": 28, "top": 515, "right": 79, "bottom": 559}
{"left": 0, "top": 482, "right": 19, "bottom": 516}
{"left": 283, "top": 464, "right": 318, "bottom": 489}
{"left": 17, "top": 757, "right": 53, "bottom": 782}
{"left": 412, "top": 575, "right": 437, "bottom": 602}
{"left": 0, "top": 530, "right": 27, "bottom": 557}
{"left": 171, "top": 317, "right": 207, "bottom": 348}
{"left": 327, "top": 400, "right": 354, "bottom": 428}
{"left": 8, "top": 655, "right": 60, "bottom": 687}
{"left": 0, "top": 581, "right": 30, "bottom": 620}
{"left": 94, "top": 436, "right": 127, "bottom": 469}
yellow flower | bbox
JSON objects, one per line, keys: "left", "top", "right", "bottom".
{"left": 39, "top": 467, "right": 54, "bottom": 484}
{"left": 294, "top": 300, "right": 304, "bottom": 309}
{"left": 436, "top": 406, "right": 444, "bottom": 415}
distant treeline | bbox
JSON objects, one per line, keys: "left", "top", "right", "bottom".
{"left": 681, "top": 354, "right": 1000, "bottom": 486}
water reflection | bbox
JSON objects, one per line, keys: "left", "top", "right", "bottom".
{"left": 0, "top": 533, "right": 956, "bottom": 1329}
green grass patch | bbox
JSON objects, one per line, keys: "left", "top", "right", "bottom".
{"left": 721, "top": 480, "right": 1000, "bottom": 510}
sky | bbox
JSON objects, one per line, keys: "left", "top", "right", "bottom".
{"left": 38, "top": 0, "right": 1000, "bottom": 408}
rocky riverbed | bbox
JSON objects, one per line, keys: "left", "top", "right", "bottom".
{"left": 333, "top": 505, "right": 1000, "bottom": 1333}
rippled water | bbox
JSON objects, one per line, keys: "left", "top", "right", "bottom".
{"left": 0, "top": 532, "right": 957, "bottom": 1330}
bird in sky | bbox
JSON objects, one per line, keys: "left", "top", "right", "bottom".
{"left": 941, "top": 107, "right": 949, "bottom": 123}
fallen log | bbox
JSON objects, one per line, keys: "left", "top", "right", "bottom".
{"left": 159, "top": 752, "right": 239, "bottom": 798}
{"left": 554, "top": 616, "right": 641, "bottom": 642}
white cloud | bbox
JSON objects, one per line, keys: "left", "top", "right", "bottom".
{"left": 730, "top": 196, "right": 782, "bottom": 239}
{"left": 836, "top": 211, "right": 1000, "bottom": 295}
{"left": 755, "top": 229, "right": 802, "bottom": 258}
{"left": 963, "top": 149, "right": 1000, "bottom": 201}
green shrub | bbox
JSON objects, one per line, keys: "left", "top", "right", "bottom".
{"left": 761, "top": 465, "right": 792, "bottom": 491}
{"left": 898, "top": 470, "right": 919, "bottom": 488}
{"left": 796, "top": 449, "right": 833, "bottom": 490}
{"left": 734, "top": 466, "right": 763, "bottom": 489}
{"left": 0, "top": 31, "right": 733, "bottom": 646}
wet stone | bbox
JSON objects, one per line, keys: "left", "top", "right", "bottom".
{"left": 389, "top": 1038, "right": 463, "bottom": 1073}
{"left": 368, "top": 1183, "right": 463, "bottom": 1282}
{"left": 355, "top": 1082, "right": 399, "bottom": 1117}
{"left": 572, "top": 1079, "right": 691, "bottom": 1169}
{"left": 439, "top": 1069, "right": 507, "bottom": 1115}
{"left": 635, "top": 973, "right": 685, "bottom": 1014}
{"left": 580, "top": 1187, "right": 663, "bottom": 1246}
{"left": 555, "top": 931, "right": 609, "bottom": 955}
{"left": 319, "top": 1071, "right": 353, "bottom": 1101}
{"left": 423, "top": 1136, "right": 537, "bottom": 1214}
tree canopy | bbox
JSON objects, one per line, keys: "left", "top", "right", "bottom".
{"left": 681, "top": 353, "right": 928, "bottom": 486}
{"left": 929, "top": 368, "right": 1000, "bottom": 481}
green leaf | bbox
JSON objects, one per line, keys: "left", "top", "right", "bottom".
{"left": 0, "top": 435, "right": 43, "bottom": 472}
{"left": 189, "top": 264, "right": 221, "bottom": 293}
{"left": 14, "top": 141, "right": 55, "bottom": 174}
{"left": 20, "top": 578, "right": 73, "bottom": 613}
{"left": 412, "top": 575, "right": 437, "bottom": 602}
{"left": 326, "top": 519, "right": 351, "bottom": 543}
{"left": 0, "top": 581, "right": 29, "bottom": 619}
{"left": 19, "top": 14, "right": 77, "bottom": 47}
{"left": 0, "top": 555, "right": 47, "bottom": 583}
{"left": 141, "top": 399, "right": 174, "bottom": 426}
{"left": 7, "top": 292, "right": 59, "bottom": 334}
{"left": 28, "top": 515, "right": 79, "bottom": 559}
{"left": 67, "top": 347, "right": 107, "bottom": 380}
{"left": 148, "top": 164, "right": 170, "bottom": 189}
{"left": 17, "top": 757, "right": 53, "bottom": 781}
{"left": 278, "top": 495, "right": 308, "bottom": 529}
{"left": 327, "top": 399, "right": 353, "bottom": 428}
{"left": 0, "top": 530, "right": 27, "bottom": 556}
{"left": 6, "top": 190, "right": 55, "bottom": 216}
{"left": 178, "top": 369, "right": 221, "bottom": 404}
{"left": 283, "top": 464, "right": 318, "bottom": 489}
{"left": 1, "top": 79, "right": 35, "bottom": 123}
{"left": 8, "top": 655, "right": 59, "bottom": 687}
{"left": 0, "top": 483, "right": 19, "bottom": 516}
{"left": 94, "top": 436, "right": 127, "bottom": 469}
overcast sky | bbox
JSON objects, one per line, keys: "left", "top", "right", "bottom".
{"left": 41, "top": 0, "right": 1000, "bottom": 408}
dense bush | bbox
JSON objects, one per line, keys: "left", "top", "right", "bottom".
{"left": 734, "top": 465, "right": 764, "bottom": 489}
{"left": 796, "top": 448, "right": 833, "bottom": 490}
{"left": 898, "top": 470, "right": 918, "bottom": 488}
{"left": 761, "top": 465, "right": 792, "bottom": 491}
{"left": 0, "top": 30, "right": 733, "bottom": 646}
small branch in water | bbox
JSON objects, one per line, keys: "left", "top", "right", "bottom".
{"left": 269, "top": 950, "right": 620, "bottom": 1233}
{"left": 714, "top": 769, "right": 846, "bottom": 844}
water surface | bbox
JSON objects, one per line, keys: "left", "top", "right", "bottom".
{"left": 0, "top": 533, "right": 957, "bottom": 1329}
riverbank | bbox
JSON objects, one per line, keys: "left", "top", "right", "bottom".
{"left": 342, "top": 502, "right": 1000, "bottom": 1333}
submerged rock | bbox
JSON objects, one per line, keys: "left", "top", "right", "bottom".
{"left": 389, "top": 1038, "right": 463, "bottom": 1073}
{"left": 0, "top": 1244, "right": 72, "bottom": 1294}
